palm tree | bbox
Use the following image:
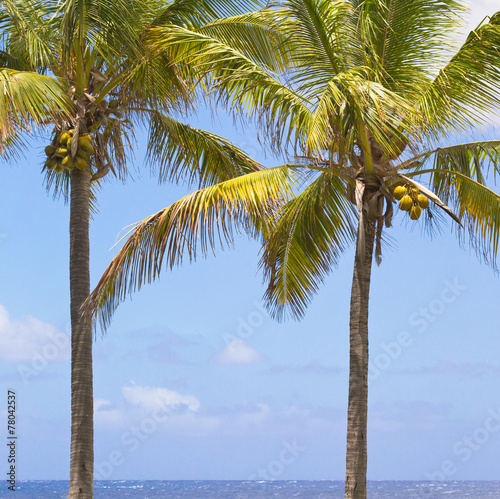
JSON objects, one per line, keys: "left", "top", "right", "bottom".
{"left": 0, "top": 0, "right": 284, "bottom": 496}
{"left": 86, "top": 2, "right": 500, "bottom": 498}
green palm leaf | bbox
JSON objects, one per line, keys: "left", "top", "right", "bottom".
{"left": 146, "top": 111, "right": 263, "bottom": 186}
{"left": 405, "top": 142, "right": 500, "bottom": 260}
{"left": 87, "top": 165, "right": 298, "bottom": 329}
{"left": 0, "top": 69, "right": 70, "bottom": 145}
{"left": 352, "top": 0, "right": 465, "bottom": 94}
{"left": 147, "top": 23, "right": 314, "bottom": 151}
{"left": 419, "top": 12, "right": 500, "bottom": 135}
{"left": 261, "top": 171, "right": 356, "bottom": 320}
{"left": 451, "top": 173, "right": 500, "bottom": 263}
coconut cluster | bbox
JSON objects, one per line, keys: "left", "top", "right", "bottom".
{"left": 44, "top": 130, "right": 94, "bottom": 174}
{"left": 393, "top": 185, "right": 429, "bottom": 220}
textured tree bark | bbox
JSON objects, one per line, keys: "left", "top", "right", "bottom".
{"left": 68, "top": 166, "right": 93, "bottom": 499}
{"left": 345, "top": 213, "right": 376, "bottom": 499}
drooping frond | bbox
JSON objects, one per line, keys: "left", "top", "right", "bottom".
{"left": 147, "top": 23, "right": 314, "bottom": 151}
{"left": 87, "top": 165, "right": 298, "bottom": 330}
{"left": 399, "top": 140, "right": 500, "bottom": 180}
{"left": 451, "top": 173, "right": 500, "bottom": 266}
{"left": 261, "top": 171, "right": 356, "bottom": 320}
{"left": 0, "top": 0, "right": 59, "bottom": 70}
{"left": 418, "top": 12, "right": 500, "bottom": 135}
{"left": 150, "top": 9, "right": 295, "bottom": 74}
{"left": 0, "top": 69, "right": 70, "bottom": 146}
{"left": 146, "top": 111, "right": 262, "bottom": 186}
{"left": 186, "top": 10, "right": 295, "bottom": 72}
{"left": 402, "top": 140, "right": 500, "bottom": 264}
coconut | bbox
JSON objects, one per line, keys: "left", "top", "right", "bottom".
{"left": 59, "top": 132, "right": 71, "bottom": 145}
{"left": 45, "top": 158, "right": 58, "bottom": 170}
{"left": 45, "top": 145, "right": 57, "bottom": 156}
{"left": 75, "top": 157, "right": 87, "bottom": 170}
{"left": 79, "top": 137, "right": 94, "bottom": 154}
{"left": 54, "top": 147, "right": 68, "bottom": 158}
{"left": 62, "top": 155, "right": 73, "bottom": 167}
{"left": 399, "top": 195, "right": 413, "bottom": 211}
{"left": 417, "top": 194, "right": 429, "bottom": 209}
{"left": 76, "top": 148, "right": 88, "bottom": 160}
{"left": 83, "top": 144, "right": 94, "bottom": 155}
{"left": 409, "top": 205, "right": 422, "bottom": 220}
{"left": 393, "top": 185, "right": 407, "bottom": 200}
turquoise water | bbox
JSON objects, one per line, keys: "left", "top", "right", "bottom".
{"left": 3, "top": 480, "right": 500, "bottom": 497}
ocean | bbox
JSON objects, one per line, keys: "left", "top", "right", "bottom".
{"left": 3, "top": 481, "right": 500, "bottom": 498}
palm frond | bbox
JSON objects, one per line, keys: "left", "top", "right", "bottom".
{"left": 0, "top": 69, "right": 70, "bottom": 146}
{"left": 260, "top": 171, "right": 356, "bottom": 320}
{"left": 401, "top": 140, "right": 500, "bottom": 265}
{"left": 410, "top": 170, "right": 500, "bottom": 266}
{"left": 399, "top": 140, "right": 500, "bottom": 181}
{"left": 146, "top": 111, "right": 262, "bottom": 187}
{"left": 0, "top": 0, "right": 58, "bottom": 70}
{"left": 307, "top": 68, "right": 424, "bottom": 157}
{"left": 451, "top": 172, "right": 500, "bottom": 266}
{"left": 147, "top": 24, "right": 314, "bottom": 151}
{"left": 281, "top": 0, "right": 361, "bottom": 92}
{"left": 190, "top": 10, "right": 296, "bottom": 72}
{"left": 418, "top": 12, "right": 500, "bottom": 135}
{"left": 353, "top": 0, "right": 465, "bottom": 95}
{"left": 86, "top": 165, "right": 298, "bottom": 330}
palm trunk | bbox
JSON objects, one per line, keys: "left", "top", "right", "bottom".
{"left": 345, "top": 213, "right": 376, "bottom": 499}
{"left": 68, "top": 166, "right": 94, "bottom": 498}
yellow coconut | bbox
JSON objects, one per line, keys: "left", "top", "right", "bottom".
{"left": 55, "top": 163, "right": 65, "bottom": 174}
{"left": 84, "top": 144, "right": 94, "bottom": 155}
{"left": 399, "top": 195, "right": 413, "bottom": 211}
{"left": 79, "top": 142, "right": 94, "bottom": 155}
{"left": 417, "top": 194, "right": 429, "bottom": 209}
{"left": 62, "top": 155, "right": 73, "bottom": 167}
{"left": 59, "top": 132, "right": 71, "bottom": 145}
{"left": 409, "top": 205, "right": 422, "bottom": 220}
{"left": 79, "top": 133, "right": 92, "bottom": 143}
{"left": 393, "top": 185, "right": 407, "bottom": 200}
{"left": 54, "top": 147, "right": 68, "bottom": 158}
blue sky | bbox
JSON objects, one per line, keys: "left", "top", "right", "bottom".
{"left": 1, "top": 1, "right": 500, "bottom": 483}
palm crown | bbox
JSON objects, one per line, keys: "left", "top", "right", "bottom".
{"left": 0, "top": 0, "right": 271, "bottom": 191}
{"left": 85, "top": 2, "right": 500, "bottom": 498}
{"left": 89, "top": 0, "right": 500, "bottom": 322}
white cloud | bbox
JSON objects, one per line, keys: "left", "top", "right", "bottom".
{"left": 121, "top": 381, "right": 200, "bottom": 412}
{"left": 211, "top": 339, "right": 263, "bottom": 365}
{"left": 94, "top": 399, "right": 123, "bottom": 426}
{"left": 94, "top": 382, "right": 201, "bottom": 429}
{"left": 0, "top": 305, "right": 69, "bottom": 361}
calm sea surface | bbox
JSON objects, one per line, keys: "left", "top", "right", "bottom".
{"left": 3, "top": 480, "right": 500, "bottom": 498}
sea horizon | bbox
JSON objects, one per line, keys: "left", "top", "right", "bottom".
{"left": 3, "top": 479, "right": 500, "bottom": 498}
